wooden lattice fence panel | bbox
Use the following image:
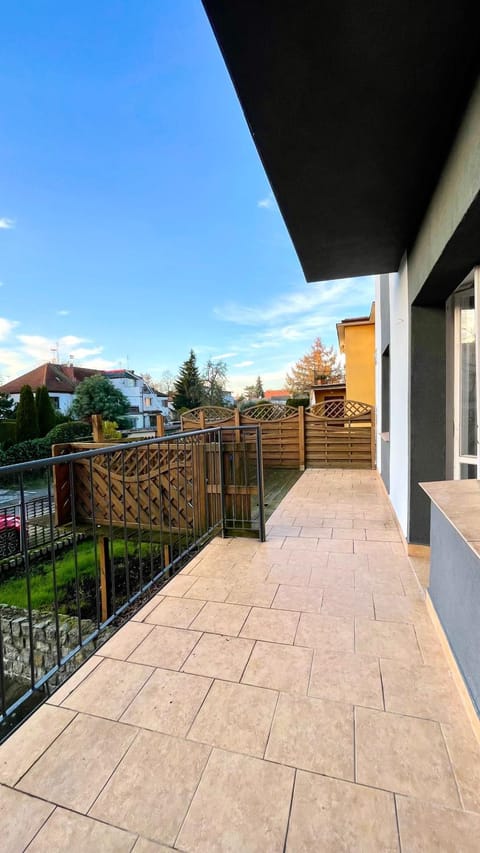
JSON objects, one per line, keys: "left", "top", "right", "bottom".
{"left": 305, "top": 406, "right": 374, "bottom": 469}
{"left": 71, "top": 443, "right": 198, "bottom": 534}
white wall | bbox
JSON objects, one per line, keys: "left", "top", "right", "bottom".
{"left": 388, "top": 261, "right": 410, "bottom": 536}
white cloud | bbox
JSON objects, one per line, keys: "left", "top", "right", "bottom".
{"left": 0, "top": 318, "right": 19, "bottom": 341}
{"left": 257, "top": 192, "right": 277, "bottom": 211}
{"left": 234, "top": 360, "right": 254, "bottom": 368}
{"left": 81, "top": 357, "right": 117, "bottom": 370}
{"left": 57, "top": 309, "right": 70, "bottom": 316}
{"left": 216, "top": 352, "right": 238, "bottom": 360}
{"left": 214, "top": 279, "right": 372, "bottom": 327}
{"left": 0, "top": 217, "right": 15, "bottom": 229}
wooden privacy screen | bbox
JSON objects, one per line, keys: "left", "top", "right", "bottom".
{"left": 52, "top": 434, "right": 259, "bottom": 534}
{"left": 182, "top": 402, "right": 375, "bottom": 470}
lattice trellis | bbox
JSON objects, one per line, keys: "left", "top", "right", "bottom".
{"left": 183, "top": 406, "right": 234, "bottom": 423}
{"left": 308, "top": 400, "right": 372, "bottom": 419}
{"left": 72, "top": 443, "right": 196, "bottom": 532}
{"left": 242, "top": 403, "right": 298, "bottom": 421}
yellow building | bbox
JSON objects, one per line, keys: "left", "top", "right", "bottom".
{"left": 336, "top": 303, "right": 375, "bottom": 405}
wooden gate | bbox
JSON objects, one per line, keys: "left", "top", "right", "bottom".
{"left": 305, "top": 401, "right": 374, "bottom": 468}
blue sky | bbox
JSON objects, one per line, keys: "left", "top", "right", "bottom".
{"left": 0, "top": 0, "right": 374, "bottom": 395}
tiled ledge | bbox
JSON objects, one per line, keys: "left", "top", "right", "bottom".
{"left": 421, "top": 479, "right": 480, "bottom": 559}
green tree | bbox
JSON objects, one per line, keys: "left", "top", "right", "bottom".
{"left": 173, "top": 350, "right": 204, "bottom": 411}
{"left": 35, "top": 385, "right": 57, "bottom": 436}
{"left": 202, "top": 359, "right": 228, "bottom": 406}
{"left": 285, "top": 337, "right": 344, "bottom": 395}
{"left": 15, "top": 385, "right": 39, "bottom": 442}
{"left": 0, "top": 392, "right": 15, "bottom": 419}
{"left": 71, "top": 375, "right": 130, "bottom": 422}
{"left": 254, "top": 376, "right": 264, "bottom": 398}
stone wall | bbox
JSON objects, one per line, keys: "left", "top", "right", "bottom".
{"left": 0, "top": 604, "right": 101, "bottom": 687}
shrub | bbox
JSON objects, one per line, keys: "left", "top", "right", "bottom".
{"left": 15, "top": 385, "right": 38, "bottom": 442}
{"left": 103, "top": 421, "right": 121, "bottom": 440}
{"left": 36, "top": 386, "right": 57, "bottom": 436}
{"left": 4, "top": 438, "right": 51, "bottom": 465}
{"left": 0, "top": 420, "right": 16, "bottom": 449}
{"left": 46, "top": 421, "right": 92, "bottom": 445}
{"left": 286, "top": 397, "right": 310, "bottom": 408}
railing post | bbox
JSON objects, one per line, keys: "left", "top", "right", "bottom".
{"left": 218, "top": 429, "right": 226, "bottom": 536}
{"left": 99, "top": 536, "right": 112, "bottom": 622}
{"left": 199, "top": 411, "right": 206, "bottom": 430}
{"left": 92, "top": 414, "right": 104, "bottom": 443}
{"left": 255, "top": 426, "right": 266, "bottom": 541}
{"left": 156, "top": 414, "right": 165, "bottom": 437}
{"left": 298, "top": 405, "right": 306, "bottom": 471}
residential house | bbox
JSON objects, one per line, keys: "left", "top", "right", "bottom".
{"left": 337, "top": 303, "right": 375, "bottom": 406}
{"left": 103, "top": 369, "right": 171, "bottom": 429}
{"left": 0, "top": 363, "right": 100, "bottom": 413}
{"left": 202, "top": 2, "right": 480, "bottom": 722}
{"left": 264, "top": 389, "right": 290, "bottom": 404}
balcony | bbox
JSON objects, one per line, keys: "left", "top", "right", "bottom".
{"left": 1, "top": 460, "right": 480, "bottom": 850}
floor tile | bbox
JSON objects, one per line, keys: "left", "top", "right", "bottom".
{"left": 266, "top": 563, "right": 311, "bottom": 586}
{"left": 188, "top": 679, "right": 277, "bottom": 757}
{"left": 97, "top": 621, "right": 154, "bottom": 660}
{"left": 265, "top": 693, "right": 354, "bottom": 779}
{"left": 131, "top": 595, "right": 165, "bottom": 622}
{"left": 355, "top": 569, "right": 405, "bottom": 595}
{"left": 161, "top": 573, "right": 197, "bottom": 597}
{"left": 176, "top": 748, "right": 294, "bottom": 853}
{"left": 271, "top": 584, "right": 323, "bottom": 613}
{"left": 145, "top": 596, "right": 206, "bottom": 628}
{"left": 322, "top": 588, "right": 374, "bottom": 618}
{"left": 286, "top": 771, "right": 399, "bottom": 852}
{"left": 133, "top": 839, "right": 174, "bottom": 852}
{"left": 441, "top": 721, "right": 480, "bottom": 812}
{"left": 183, "top": 577, "right": 232, "bottom": 602}
{"left": 182, "top": 632, "right": 254, "bottom": 681}
{"left": 240, "top": 607, "right": 300, "bottom": 644}
{"left": 374, "top": 592, "right": 427, "bottom": 623}
{"left": 295, "top": 612, "right": 354, "bottom": 653}
{"left": 242, "top": 641, "right": 313, "bottom": 695}
{"left": 355, "top": 707, "right": 461, "bottom": 807}
{"left": 0, "top": 704, "right": 76, "bottom": 786}
{"left": 27, "top": 807, "right": 136, "bottom": 852}
{"left": 226, "top": 581, "right": 278, "bottom": 607}
{"left": 299, "top": 525, "right": 333, "bottom": 538}
{"left": 120, "top": 667, "right": 212, "bottom": 736}
{"left": 309, "top": 650, "right": 383, "bottom": 709}
{"left": 365, "top": 528, "right": 402, "bottom": 542}
{"left": 0, "top": 785, "right": 54, "bottom": 852}
{"left": 18, "top": 713, "right": 137, "bottom": 812}
{"left": 268, "top": 524, "right": 301, "bottom": 537}
{"left": 47, "top": 655, "right": 103, "bottom": 706}
{"left": 61, "top": 657, "right": 153, "bottom": 720}
{"left": 281, "top": 536, "right": 322, "bottom": 551}
{"left": 308, "top": 564, "right": 355, "bottom": 589}
{"left": 315, "top": 538, "right": 354, "bottom": 554}
{"left": 332, "top": 528, "right": 365, "bottom": 540}
{"left": 90, "top": 730, "right": 210, "bottom": 846}
{"left": 396, "top": 795, "right": 480, "bottom": 853}
{"left": 355, "top": 617, "right": 422, "bottom": 662}
{"left": 189, "top": 601, "right": 250, "bottom": 635}
{"left": 128, "top": 625, "right": 201, "bottom": 670}
{"left": 380, "top": 658, "right": 464, "bottom": 723}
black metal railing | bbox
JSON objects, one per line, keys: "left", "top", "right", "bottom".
{"left": 0, "top": 425, "right": 265, "bottom": 738}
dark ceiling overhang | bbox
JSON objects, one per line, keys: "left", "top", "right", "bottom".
{"left": 202, "top": 1, "right": 480, "bottom": 282}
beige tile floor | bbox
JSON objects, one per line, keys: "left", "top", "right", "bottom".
{"left": 1, "top": 469, "right": 480, "bottom": 851}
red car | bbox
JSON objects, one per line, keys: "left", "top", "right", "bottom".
{"left": 0, "top": 514, "right": 21, "bottom": 557}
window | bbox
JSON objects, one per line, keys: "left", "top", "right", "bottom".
{"left": 452, "top": 270, "right": 480, "bottom": 478}
{"left": 144, "top": 397, "right": 152, "bottom": 407}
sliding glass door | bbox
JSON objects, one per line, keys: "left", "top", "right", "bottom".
{"left": 453, "top": 270, "right": 480, "bottom": 478}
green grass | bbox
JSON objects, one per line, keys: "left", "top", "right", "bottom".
{"left": 0, "top": 539, "right": 154, "bottom": 610}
